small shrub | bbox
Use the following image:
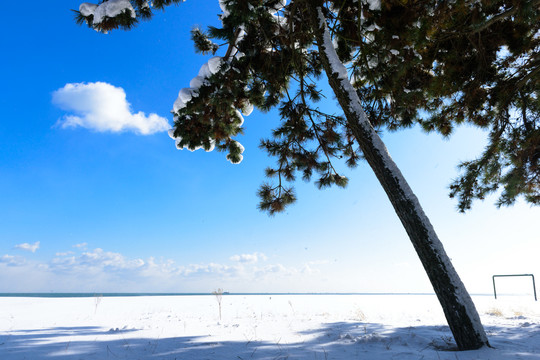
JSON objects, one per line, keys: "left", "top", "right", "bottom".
{"left": 355, "top": 309, "right": 366, "bottom": 321}
{"left": 212, "top": 288, "right": 224, "bottom": 320}
{"left": 94, "top": 294, "right": 103, "bottom": 314}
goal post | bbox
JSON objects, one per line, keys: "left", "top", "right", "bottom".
{"left": 492, "top": 274, "right": 537, "bottom": 301}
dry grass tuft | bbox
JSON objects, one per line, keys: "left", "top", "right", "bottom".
{"left": 486, "top": 308, "right": 503, "bottom": 317}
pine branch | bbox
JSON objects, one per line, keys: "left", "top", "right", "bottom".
{"left": 224, "top": 28, "right": 244, "bottom": 61}
{"left": 470, "top": 0, "right": 540, "bottom": 34}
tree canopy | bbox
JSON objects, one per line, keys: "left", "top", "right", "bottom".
{"left": 75, "top": 0, "right": 539, "bottom": 213}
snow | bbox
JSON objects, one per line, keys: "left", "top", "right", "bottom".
{"left": 178, "top": 88, "right": 194, "bottom": 103}
{"left": 0, "top": 294, "right": 538, "bottom": 359}
{"left": 272, "top": 14, "right": 288, "bottom": 31}
{"left": 241, "top": 101, "right": 254, "bottom": 116}
{"left": 365, "top": 0, "right": 381, "bottom": 11}
{"left": 207, "top": 56, "right": 222, "bottom": 74}
{"left": 167, "top": 129, "right": 216, "bottom": 152}
{"left": 87, "top": 0, "right": 136, "bottom": 25}
{"left": 174, "top": 57, "right": 223, "bottom": 110}
{"left": 197, "top": 63, "right": 212, "bottom": 78}
{"left": 172, "top": 96, "right": 186, "bottom": 113}
{"left": 365, "top": 24, "right": 381, "bottom": 32}
{"left": 226, "top": 139, "right": 245, "bottom": 164}
{"left": 169, "top": 27, "right": 249, "bottom": 161}
{"left": 195, "top": 57, "right": 222, "bottom": 80}
{"left": 79, "top": 3, "right": 98, "bottom": 16}
{"left": 320, "top": 24, "right": 348, "bottom": 80}
{"left": 227, "top": 154, "right": 243, "bottom": 163}
{"left": 230, "top": 27, "right": 246, "bottom": 59}
{"left": 189, "top": 75, "right": 206, "bottom": 89}
{"left": 219, "top": 0, "right": 230, "bottom": 19}
{"left": 236, "top": 141, "right": 245, "bottom": 153}
{"left": 234, "top": 109, "right": 244, "bottom": 126}
{"left": 170, "top": 55, "right": 237, "bottom": 157}
{"left": 167, "top": 0, "right": 292, "bottom": 160}
{"left": 167, "top": 128, "right": 176, "bottom": 140}
{"left": 268, "top": 0, "right": 287, "bottom": 12}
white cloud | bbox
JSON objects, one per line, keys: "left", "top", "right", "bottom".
{"left": 52, "top": 82, "right": 170, "bottom": 135}
{"left": 55, "top": 251, "right": 74, "bottom": 256}
{"left": 307, "top": 260, "right": 330, "bottom": 266}
{"left": 0, "top": 254, "right": 26, "bottom": 266}
{"left": 52, "top": 248, "right": 145, "bottom": 272}
{"left": 1, "top": 255, "right": 15, "bottom": 263}
{"left": 230, "top": 252, "right": 268, "bottom": 263}
{"left": 0, "top": 247, "right": 331, "bottom": 292}
{"left": 254, "top": 263, "right": 292, "bottom": 277}
{"left": 14, "top": 241, "right": 40, "bottom": 253}
{"left": 73, "top": 242, "right": 88, "bottom": 249}
{"left": 180, "top": 263, "right": 242, "bottom": 277}
{"left": 262, "top": 263, "right": 288, "bottom": 273}
{"left": 301, "top": 264, "right": 318, "bottom": 275}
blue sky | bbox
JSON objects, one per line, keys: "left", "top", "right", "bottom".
{"left": 0, "top": 1, "right": 538, "bottom": 295}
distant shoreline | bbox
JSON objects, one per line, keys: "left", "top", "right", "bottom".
{"left": 0, "top": 292, "right": 495, "bottom": 298}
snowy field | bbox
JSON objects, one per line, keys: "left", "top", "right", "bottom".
{"left": 0, "top": 294, "right": 538, "bottom": 359}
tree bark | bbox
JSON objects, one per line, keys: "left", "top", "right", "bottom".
{"left": 308, "top": 4, "right": 489, "bottom": 351}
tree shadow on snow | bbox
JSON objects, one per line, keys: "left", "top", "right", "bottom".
{"left": 1, "top": 321, "right": 539, "bottom": 359}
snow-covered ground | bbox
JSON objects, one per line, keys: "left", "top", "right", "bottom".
{"left": 0, "top": 294, "right": 538, "bottom": 359}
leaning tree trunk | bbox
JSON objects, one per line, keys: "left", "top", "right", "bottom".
{"left": 308, "top": 4, "right": 489, "bottom": 351}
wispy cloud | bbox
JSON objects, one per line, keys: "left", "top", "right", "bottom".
{"left": 55, "top": 251, "right": 74, "bottom": 257}
{"left": 48, "top": 249, "right": 321, "bottom": 280}
{"left": 52, "top": 248, "right": 145, "bottom": 272}
{"left": 230, "top": 252, "right": 268, "bottom": 263}
{"left": 14, "top": 241, "right": 40, "bottom": 253}
{"left": 73, "top": 242, "right": 88, "bottom": 249}
{"left": 0, "top": 246, "right": 329, "bottom": 292}
{"left": 179, "top": 263, "right": 243, "bottom": 277}
{"left": 0, "top": 254, "right": 27, "bottom": 266}
{"left": 52, "top": 82, "right": 170, "bottom": 135}
{"left": 254, "top": 263, "right": 289, "bottom": 276}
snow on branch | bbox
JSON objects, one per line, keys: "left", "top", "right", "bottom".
{"left": 79, "top": 0, "right": 136, "bottom": 25}
{"left": 76, "top": 0, "right": 187, "bottom": 32}
{"left": 168, "top": 0, "right": 288, "bottom": 163}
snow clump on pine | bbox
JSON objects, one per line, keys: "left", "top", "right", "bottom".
{"left": 79, "top": 0, "right": 136, "bottom": 24}
{"left": 169, "top": 1, "right": 289, "bottom": 162}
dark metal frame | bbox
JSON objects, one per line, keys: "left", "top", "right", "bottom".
{"left": 492, "top": 274, "right": 537, "bottom": 301}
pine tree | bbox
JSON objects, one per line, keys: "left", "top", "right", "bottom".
{"left": 335, "top": 0, "right": 540, "bottom": 211}
{"left": 74, "top": 0, "right": 539, "bottom": 350}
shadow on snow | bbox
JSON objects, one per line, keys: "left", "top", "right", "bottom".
{"left": 1, "top": 321, "right": 539, "bottom": 359}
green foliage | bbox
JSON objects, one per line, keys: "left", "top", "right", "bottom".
{"left": 74, "top": 7, "right": 139, "bottom": 32}
{"left": 73, "top": 0, "right": 184, "bottom": 33}
{"left": 328, "top": 0, "right": 539, "bottom": 210}
{"left": 449, "top": 109, "right": 540, "bottom": 211}
{"left": 257, "top": 183, "right": 296, "bottom": 215}
{"left": 172, "top": 0, "right": 357, "bottom": 210}
{"left": 191, "top": 28, "right": 219, "bottom": 55}
{"left": 75, "top": 0, "right": 539, "bottom": 213}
